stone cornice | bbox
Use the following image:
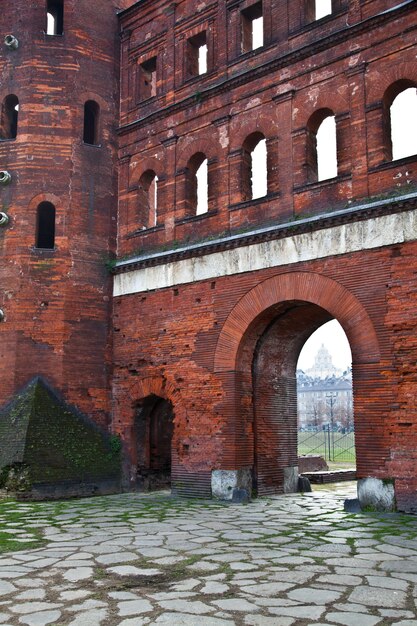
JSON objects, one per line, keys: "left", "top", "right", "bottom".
{"left": 112, "top": 191, "right": 417, "bottom": 275}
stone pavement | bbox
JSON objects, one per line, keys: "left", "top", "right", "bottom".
{"left": 0, "top": 483, "right": 416, "bottom": 626}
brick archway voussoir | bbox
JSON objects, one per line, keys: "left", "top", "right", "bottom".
{"left": 214, "top": 271, "right": 380, "bottom": 372}
{"left": 127, "top": 376, "right": 180, "bottom": 409}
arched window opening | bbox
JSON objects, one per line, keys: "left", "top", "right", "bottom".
{"left": 306, "top": 109, "right": 337, "bottom": 182}
{"left": 36, "top": 202, "right": 56, "bottom": 250}
{"left": 251, "top": 138, "right": 267, "bottom": 199}
{"left": 241, "top": 2, "right": 263, "bottom": 53}
{"left": 0, "top": 95, "right": 19, "bottom": 140}
{"left": 186, "top": 152, "right": 210, "bottom": 216}
{"left": 297, "top": 320, "right": 354, "bottom": 477}
{"left": 46, "top": 0, "right": 64, "bottom": 35}
{"left": 149, "top": 175, "right": 158, "bottom": 227}
{"left": 196, "top": 158, "right": 208, "bottom": 215}
{"left": 242, "top": 132, "right": 268, "bottom": 200}
{"left": 83, "top": 100, "right": 100, "bottom": 146}
{"left": 138, "top": 170, "right": 159, "bottom": 228}
{"left": 316, "top": 115, "right": 337, "bottom": 181}
{"left": 390, "top": 87, "right": 417, "bottom": 161}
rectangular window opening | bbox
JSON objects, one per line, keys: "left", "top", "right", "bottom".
{"left": 315, "top": 0, "right": 332, "bottom": 20}
{"left": 241, "top": 2, "right": 263, "bottom": 54}
{"left": 138, "top": 57, "right": 157, "bottom": 101}
{"left": 187, "top": 32, "right": 208, "bottom": 78}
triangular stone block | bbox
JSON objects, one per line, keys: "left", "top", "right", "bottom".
{"left": 0, "top": 378, "right": 121, "bottom": 499}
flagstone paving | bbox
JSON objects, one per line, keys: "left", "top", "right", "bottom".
{"left": 0, "top": 483, "right": 416, "bottom": 625}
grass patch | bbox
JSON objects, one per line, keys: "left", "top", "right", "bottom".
{"left": 0, "top": 529, "right": 44, "bottom": 553}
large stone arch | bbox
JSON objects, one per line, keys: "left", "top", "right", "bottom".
{"left": 212, "top": 271, "right": 387, "bottom": 500}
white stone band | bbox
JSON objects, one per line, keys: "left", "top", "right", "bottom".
{"left": 114, "top": 209, "right": 417, "bottom": 297}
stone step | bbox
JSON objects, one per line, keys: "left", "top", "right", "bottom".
{"left": 301, "top": 469, "right": 357, "bottom": 483}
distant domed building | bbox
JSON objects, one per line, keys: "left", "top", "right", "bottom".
{"left": 297, "top": 345, "right": 352, "bottom": 431}
{"left": 305, "top": 344, "right": 343, "bottom": 379}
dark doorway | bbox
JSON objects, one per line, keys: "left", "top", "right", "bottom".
{"left": 135, "top": 395, "right": 174, "bottom": 491}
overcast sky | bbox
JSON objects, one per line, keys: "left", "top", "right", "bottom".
{"left": 297, "top": 320, "right": 352, "bottom": 372}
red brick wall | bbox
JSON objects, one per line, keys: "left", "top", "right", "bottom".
{"left": 0, "top": 0, "right": 134, "bottom": 425}
{"left": 118, "top": 0, "right": 417, "bottom": 257}
{"left": 114, "top": 0, "right": 417, "bottom": 510}
{"left": 112, "top": 243, "right": 417, "bottom": 510}
{"left": 2, "top": 0, "right": 416, "bottom": 511}
{"left": 385, "top": 241, "right": 417, "bottom": 513}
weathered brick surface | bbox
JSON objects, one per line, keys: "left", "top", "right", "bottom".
{"left": 112, "top": 245, "right": 416, "bottom": 509}
{"left": 0, "top": 0, "right": 134, "bottom": 425}
{"left": 1, "top": 0, "right": 417, "bottom": 511}
{"left": 113, "top": 0, "right": 417, "bottom": 511}
{"left": 117, "top": 0, "right": 417, "bottom": 257}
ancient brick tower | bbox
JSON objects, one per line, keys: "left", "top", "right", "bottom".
{"left": 0, "top": 0, "right": 132, "bottom": 428}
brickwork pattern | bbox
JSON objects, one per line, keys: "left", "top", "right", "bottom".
{"left": 1, "top": 0, "right": 417, "bottom": 511}
{"left": 0, "top": 0, "right": 134, "bottom": 425}
{"left": 112, "top": 244, "right": 417, "bottom": 511}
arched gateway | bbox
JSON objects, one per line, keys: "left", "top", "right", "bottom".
{"left": 212, "top": 272, "right": 390, "bottom": 505}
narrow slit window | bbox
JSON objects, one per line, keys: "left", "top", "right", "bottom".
{"left": 138, "top": 57, "right": 157, "bottom": 101}
{"left": 36, "top": 202, "right": 56, "bottom": 249}
{"left": 241, "top": 2, "right": 263, "bottom": 53}
{"left": 83, "top": 100, "right": 100, "bottom": 145}
{"left": 0, "top": 95, "right": 19, "bottom": 140}
{"left": 242, "top": 132, "right": 267, "bottom": 200}
{"left": 390, "top": 87, "right": 417, "bottom": 161}
{"left": 149, "top": 174, "right": 158, "bottom": 227}
{"left": 187, "top": 32, "right": 208, "bottom": 78}
{"left": 46, "top": 0, "right": 64, "bottom": 35}
{"left": 198, "top": 44, "right": 208, "bottom": 75}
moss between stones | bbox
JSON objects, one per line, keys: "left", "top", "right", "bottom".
{"left": 0, "top": 378, "right": 121, "bottom": 492}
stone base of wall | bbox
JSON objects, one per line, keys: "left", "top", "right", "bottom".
{"left": 211, "top": 468, "right": 252, "bottom": 501}
{"left": 357, "top": 477, "right": 396, "bottom": 512}
{"left": 283, "top": 466, "right": 299, "bottom": 493}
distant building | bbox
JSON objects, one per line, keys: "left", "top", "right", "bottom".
{"left": 297, "top": 345, "right": 352, "bottom": 431}
{"left": 305, "top": 344, "right": 343, "bottom": 379}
